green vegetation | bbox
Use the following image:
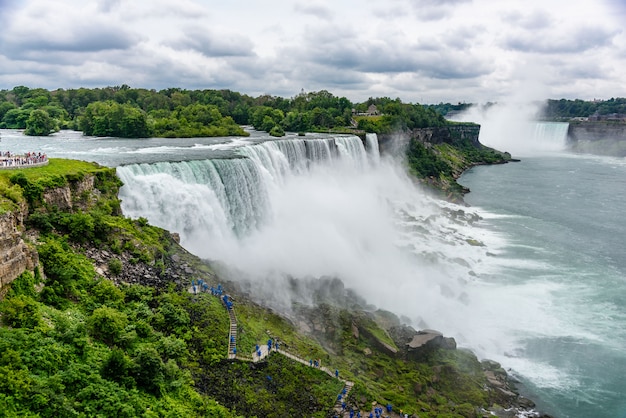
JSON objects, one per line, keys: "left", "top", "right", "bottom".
{"left": 428, "top": 102, "right": 474, "bottom": 117}
{"left": 407, "top": 135, "right": 511, "bottom": 201}
{"left": 0, "top": 85, "right": 457, "bottom": 138}
{"left": 355, "top": 97, "right": 448, "bottom": 133}
{"left": 542, "top": 97, "right": 626, "bottom": 119}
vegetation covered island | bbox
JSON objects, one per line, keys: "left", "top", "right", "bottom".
{"left": 0, "top": 86, "right": 538, "bottom": 417}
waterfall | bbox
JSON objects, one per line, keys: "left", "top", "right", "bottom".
{"left": 532, "top": 122, "right": 569, "bottom": 150}
{"left": 118, "top": 135, "right": 375, "bottom": 251}
{"left": 117, "top": 131, "right": 526, "bottom": 364}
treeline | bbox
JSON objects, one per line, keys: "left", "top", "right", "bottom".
{"left": 0, "top": 85, "right": 449, "bottom": 138}
{"left": 427, "top": 102, "right": 474, "bottom": 117}
{"left": 542, "top": 97, "right": 626, "bottom": 119}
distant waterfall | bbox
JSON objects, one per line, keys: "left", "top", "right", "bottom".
{"left": 532, "top": 122, "right": 569, "bottom": 149}
{"left": 117, "top": 135, "right": 377, "bottom": 251}
{"left": 365, "top": 133, "right": 380, "bottom": 165}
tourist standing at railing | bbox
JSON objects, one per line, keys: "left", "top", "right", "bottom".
{"left": 0, "top": 151, "right": 47, "bottom": 167}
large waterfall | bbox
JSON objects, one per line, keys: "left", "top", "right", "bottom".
{"left": 117, "top": 134, "right": 496, "bottom": 341}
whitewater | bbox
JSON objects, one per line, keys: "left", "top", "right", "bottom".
{"left": 1, "top": 126, "right": 624, "bottom": 417}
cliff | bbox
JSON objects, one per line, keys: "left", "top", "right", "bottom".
{"left": 0, "top": 160, "right": 120, "bottom": 296}
{"left": 378, "top": 123, "right": 512, "bottom": 202}
{"left": 0, "top": 202, "right": 38, "bottom": 297}
{"left": 567, "top": 121, "right": 626, "bottom": 156}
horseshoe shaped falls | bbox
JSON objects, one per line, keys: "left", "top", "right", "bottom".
{"left": 6, "top": 124, "right": 626, "bottom": 418}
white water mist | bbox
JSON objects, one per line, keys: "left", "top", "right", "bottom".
{"left": 117, "top": 134, "right": 559, "bottom": 363}
{"left": 452, "top": 102, "right": 568, "bottom": 156}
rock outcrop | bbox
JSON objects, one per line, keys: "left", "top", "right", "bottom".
{"left": 377, "top": 123, "right": 481, "bottom": 154}
{"left": 567, "top": 121, "right": 626, "bottom": 156}
{"left": 42, "top": 175, "right": 100, "bottom": 211}
{"left": 0, "top": 202, "right": 39, "bottom": 297}
{"left": 0, "top": 173, "right": 107, "bottom": 296}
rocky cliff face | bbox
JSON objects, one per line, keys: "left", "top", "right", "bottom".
{"left": 406, "top": 124, "right": 481, "bottom": 146}
{"left": 0, "top": 202, "right": 38, "bottom": 297}
{"left": 377, "top": 124, "right": 481, "bottom": 154}
{"left": 42, "top": 175, "right": 100, "bottom": 211}
{"left": 567, "top": 121, "right": 626, "bottom": 156}
{"left": 0, "top": 174, "right": 102, "bottom": 296}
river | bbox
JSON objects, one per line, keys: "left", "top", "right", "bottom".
{"left": 1, "top": 127, "right": 624, "bottom": 417}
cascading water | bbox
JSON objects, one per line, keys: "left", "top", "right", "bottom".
{"left": 531, "top": 121, "right": 569, "bottom": 151}
{"left": 117, "top": 133, "right": 521, "bottom": 358}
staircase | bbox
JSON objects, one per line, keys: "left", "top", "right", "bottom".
{"left": 226, "top": 302, "right": 238, "bottom": 359}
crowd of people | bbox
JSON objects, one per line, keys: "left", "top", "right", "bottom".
{"left": 0, "top": 151, "right": 48, "bottom": 168}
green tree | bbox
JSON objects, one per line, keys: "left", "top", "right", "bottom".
{"left": 25, "top": 109, "right": 57, "bottom": 136}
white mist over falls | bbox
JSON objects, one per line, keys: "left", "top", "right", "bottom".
{"left": 117, "top": 132, "right": 547, "bottom": 363}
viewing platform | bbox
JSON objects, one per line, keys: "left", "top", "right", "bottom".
{"left": 0, "top": 152, "right": 48, "bottom": 170}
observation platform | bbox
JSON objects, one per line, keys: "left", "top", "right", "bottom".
{"left": 0, "top": 153, "right": 48, "bottom": 170}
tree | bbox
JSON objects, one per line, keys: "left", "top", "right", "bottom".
{"left": 79, "top": 101, "right": 151, "bottom": 137}
{"left": 25, "top": 109, "right": 57, "bottom": 136}
{"left": 88, "top": 306, "right": 128, "bottom": 345}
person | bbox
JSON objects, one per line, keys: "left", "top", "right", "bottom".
{"left": 335, "top": 369, "right": 339, "bottom": 378}
{"left": 309, "top": 359, "right": 313, "bottom": 366}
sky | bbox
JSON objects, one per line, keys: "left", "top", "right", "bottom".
{"left": 0, "top": 0, "right": 624, "bottom": 104}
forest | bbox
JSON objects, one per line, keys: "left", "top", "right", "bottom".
{"left": 0, "top": 85, "right": 447, "bottom": 138}
{"left": 540, "top": 97, "right": 626, "bottom": 119}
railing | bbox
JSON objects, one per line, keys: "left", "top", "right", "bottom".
{"left": 0, "top": 154, "right": 49, "bottom": 170}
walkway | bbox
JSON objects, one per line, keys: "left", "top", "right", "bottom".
{"left": 190, "top": 280, "right": 355, "bottom": 416}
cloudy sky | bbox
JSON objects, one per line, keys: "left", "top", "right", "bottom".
{"left": 0, "top": 0, "right": 624, "bottom": 103}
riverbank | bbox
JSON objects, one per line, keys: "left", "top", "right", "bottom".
{"left": 379, "top": 125, "right": 513, "bottom": 202}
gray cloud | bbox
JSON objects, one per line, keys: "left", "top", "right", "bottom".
{"left": 168, "top": 27, "right": 256, "bottom": 57}
{"left": 408, "top": 0, "right": 472, "bottom": 21}
{"left": 0, "top": 0, "right": 623, "bottom": 104}
{"left": 504, "top": 25, "right": 617, "bottom": 54}
{"left": 503, "top": 9, "right": 553, "bottom": 30}
{"left": 293, "top": 2, "right": 334, "bottom": 20}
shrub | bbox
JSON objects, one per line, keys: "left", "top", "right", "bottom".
{"left": 92, "top": 279, "right": 124, "bottom": 306}
{"left": 132, "top": 345, "right": 165, "bottom": 395}
{"left": 88, "top": 306, "right": 128, "bottom": 345}
{"left": 108, "top": 258, "right": 123, "bottom": 276}
{"left": 0, "top": 295, "right": 41, "bottom": 328}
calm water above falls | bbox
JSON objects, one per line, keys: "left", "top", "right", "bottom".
{"left": 459, "top": 154, "right": 626, "bottom": 418}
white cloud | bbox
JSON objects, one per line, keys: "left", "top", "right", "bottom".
{"left": 0, "top": 0, "right": 623, "bottom": 103}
